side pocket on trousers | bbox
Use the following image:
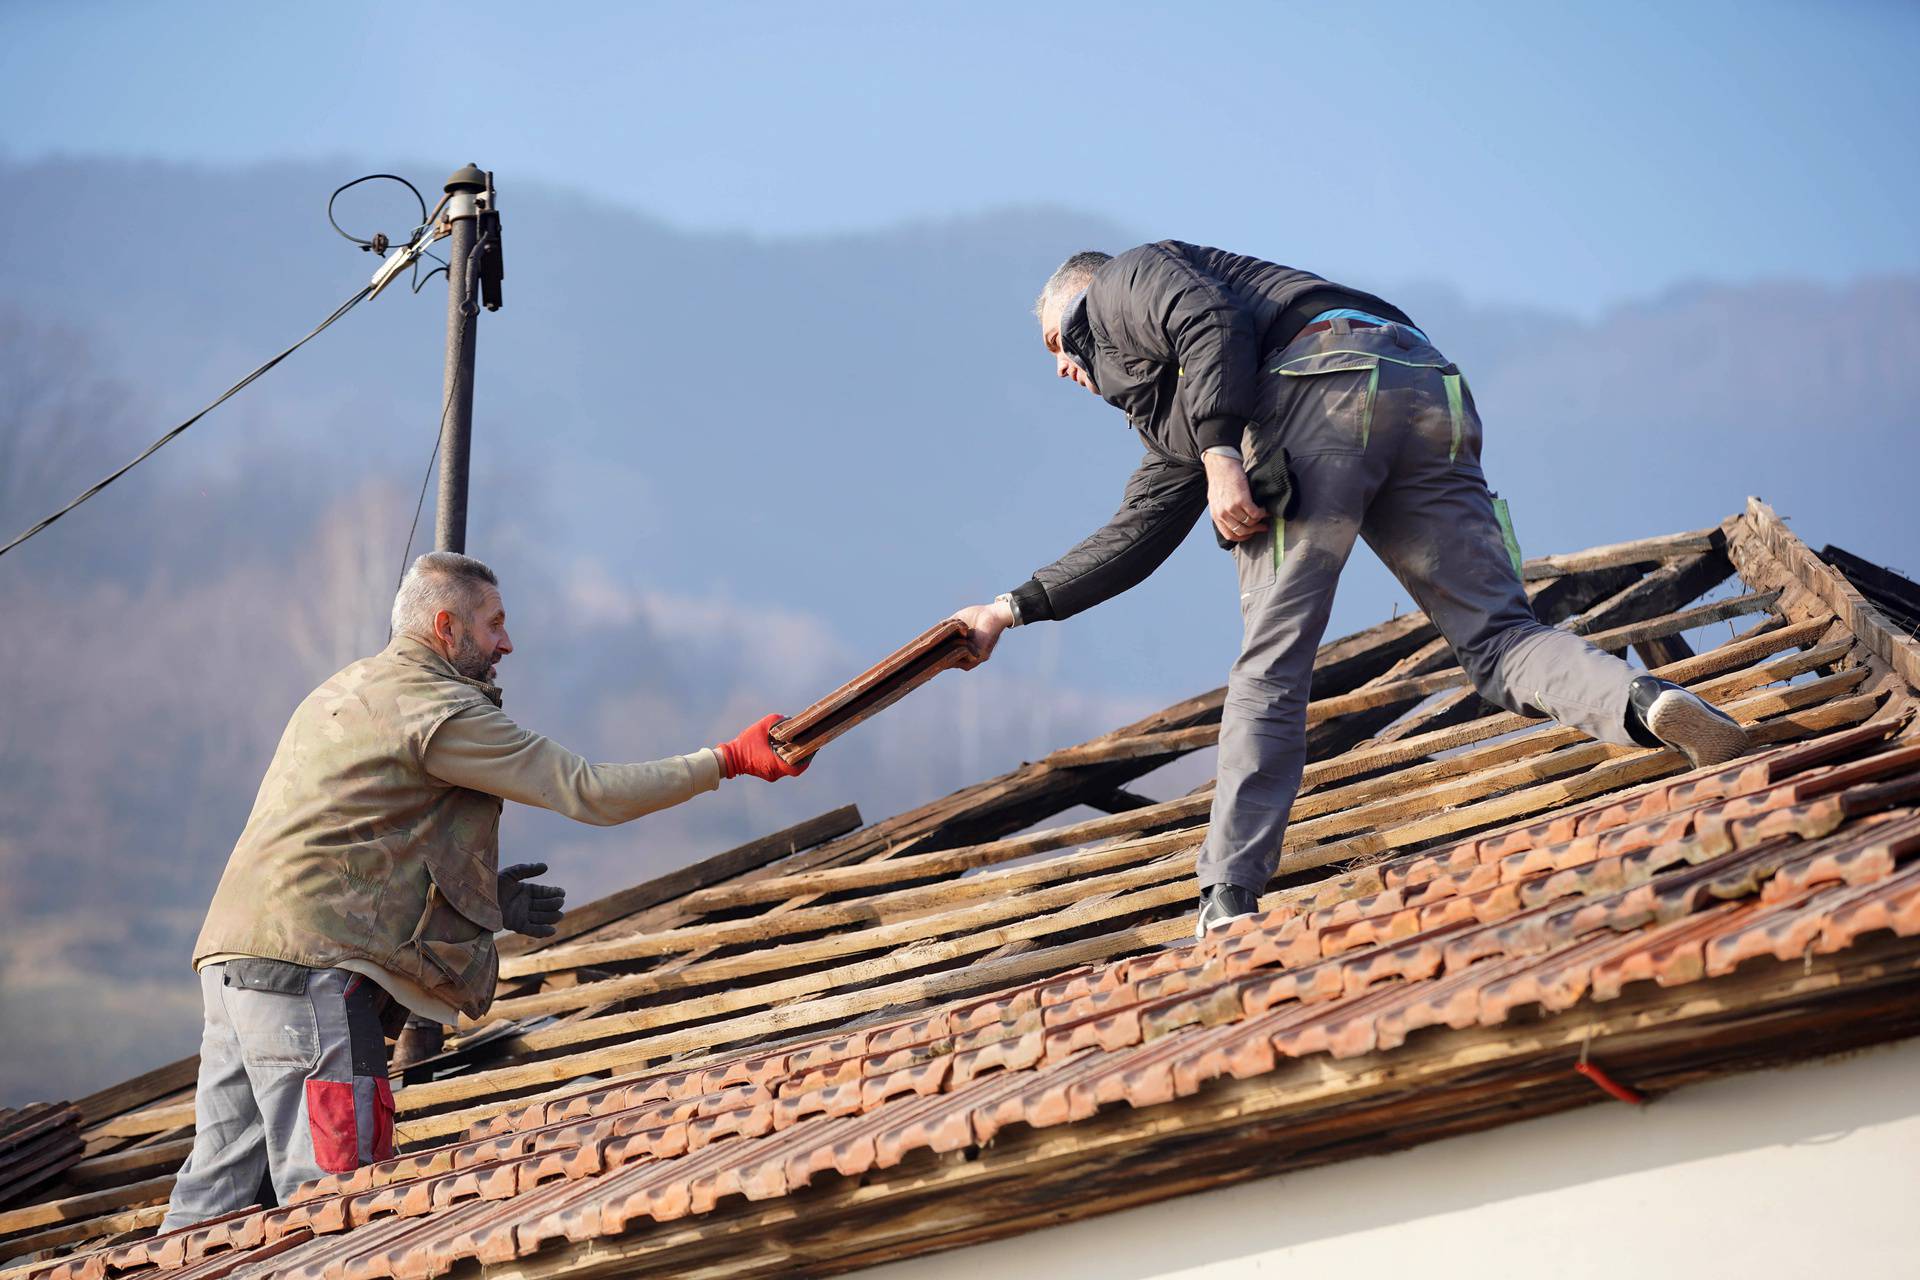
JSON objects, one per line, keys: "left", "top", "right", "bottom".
{"left": 304, "top": 1079, "right": 359, "bottom": 1173}
{"left": 1443, "top": 370, "right": 1466, "bottom": 462}
{"left": 227, "top": 968, "right": 320, "bottom": 1070}
{"left": 371, "top": 1077, "right": 395, "bottom": 1163}
{"left": 1491, "top": 494, "right": 1524, "bottom": 578}
{"left": 1361, "top": 365, "right": 1379, "bottom": 449}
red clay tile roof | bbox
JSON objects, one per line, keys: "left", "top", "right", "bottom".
{"left": 38, "top": 727, "right": 1920, "bottom": 1280}
{"left": 7, "top": 499, "right": 1920, "bottom": 1278}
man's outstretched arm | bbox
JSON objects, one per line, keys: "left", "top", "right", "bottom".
{"left": 424, "top": 704, "right": 800, "bottom": 826}
{"left": 955, "top": 451, "right": 1207, "bottom": 661}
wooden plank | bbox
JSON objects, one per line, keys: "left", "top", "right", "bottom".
{"left": 1520, "top": 526, "right": 1718, "bottom": 580}
{"left": 72, "top": 1057, "right": 197, "bottom": 1131}
{"left": 0, "top": 1136, "right": 83, "bottom": 1211}
{"left": 0, "top": 1104, "right": 76, "bottom": 1154}
{"left": 1560, "top": 538, "right": 1735, "bottom": 635}
{"left": 0, "top": 1203, "right": 166, "bottom": 1262}
{"left": 1741, "top": 498, "right": 1920, "bottom": 693}
{"left": 1045, "top": 724, "right": 1219, "bottom": 769}
{"left": 500, "top": 804, "right": 862, "bottom": 957}
{"left": 1820, "top": 544, "right": 1920, "bottom": 630}
{"left": 55, "top": 1138, "right": 192, "bottom": 1192}
{"left": 1726, "top": 518, "right": 1831, "bottom": 626}
{"left": 0, "top": 1174, "right": 171, "bottom": 1238}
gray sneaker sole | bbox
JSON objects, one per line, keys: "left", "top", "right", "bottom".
{"left": 1645, "top": 689, "right": 1749, "bottom": 769}
{"left": 1194, "top": 908, "right": 1253, "bottom": 940}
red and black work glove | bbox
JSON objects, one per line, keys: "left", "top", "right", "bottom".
{"left": 717, "top": 712, "right": 809, "bottom": 781}
{"left": 497, "top": 862, "right": 566, "bottom": 938}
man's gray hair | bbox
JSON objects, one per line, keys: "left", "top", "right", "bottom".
{"left": 1033, "top": 250, "right": 1112, "bottom": 324}
{"left": 391, "top": 551, "right": 500, "bottom": 638}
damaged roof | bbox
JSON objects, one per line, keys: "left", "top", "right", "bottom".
{"left": 5, "top": 497, "right": 1919, "bottom": 1279}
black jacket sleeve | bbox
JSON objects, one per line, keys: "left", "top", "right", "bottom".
{"left": 1091, "top": 243, "right": 1262, "bottom": 453}
{"left": 1009, "top": 451, "right": 1208, "bottom": 623}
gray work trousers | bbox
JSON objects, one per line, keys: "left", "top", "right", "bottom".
{"left": 1197, "top": 320, "right": 1640, "bottom": 893}
{"left": 160, "top": 962, "right": 395, "bottom": 1231}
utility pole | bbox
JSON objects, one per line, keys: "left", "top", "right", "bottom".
{"left": 398, "top": 165, "right": 503, "bottom": 1076}
{"left": 434, "top": 164, "right": 503, "bottom": 554}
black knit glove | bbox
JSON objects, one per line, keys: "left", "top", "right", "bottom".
{"left": 497, "top": 862, "right": 566, "bottom": 938}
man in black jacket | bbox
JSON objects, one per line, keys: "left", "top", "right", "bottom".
{"left": 952, "top": 242, "right": 1747, "bottom": 935}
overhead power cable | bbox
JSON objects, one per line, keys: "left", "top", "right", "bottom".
{"left": 327, "top": 173, "right": 429, "bottom": 253}
{"left": 0, "top": 284, "right": 374, "bottom": 561}
{"left": 330, "top": 173, "right": 451, "bottom": 296}
{"left": 3, "top": 172, "right": 455, "bottom": 565}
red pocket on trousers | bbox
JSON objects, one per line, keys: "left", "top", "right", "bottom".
{"left": 305, "top": 1079, "right": 360, "bottom": 1172}
{"left": 371, "top": 1077, "right": 395, "bottom": 1162}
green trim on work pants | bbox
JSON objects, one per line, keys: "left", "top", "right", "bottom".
{"left": 1197, "top": 320, "right": 1640, "bottom": 895}
{"left": 160, "top": 962, "right": 395, "bottom": 1231}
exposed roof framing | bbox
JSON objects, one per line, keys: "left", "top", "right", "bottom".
{"left": 5, "top": 498, "right": 1918, "bottom": 1277}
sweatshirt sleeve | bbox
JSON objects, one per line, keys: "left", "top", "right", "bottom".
{"left": 1009, "top": 450, "right": 1208, "bottom": 623}
{"left": 1090, "top": 243, "right": 1261, "bottom": 452}
{"left": 423, "top": 704, "right": 722, "bottom": 826}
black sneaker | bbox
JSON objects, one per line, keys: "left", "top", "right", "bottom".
{"left": 1195, "top": 884, "right": 1259, "bottom": 938}
{"left": 1626, "top": 676, "right": 1749, "bottom": 769}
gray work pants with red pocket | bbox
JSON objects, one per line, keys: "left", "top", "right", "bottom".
{"left": 1197, "top": 319, "right": 1641, "bottom": 894}
{"left": 160, "top": 962, "right": 395, "bottom": 1231}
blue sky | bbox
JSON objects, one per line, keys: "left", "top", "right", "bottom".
{"left": 3, "top": 0, "right": 1916, "bottom": 312}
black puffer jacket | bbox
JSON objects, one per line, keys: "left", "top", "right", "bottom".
{"left": 1008, "top": 241, "right": 1411, "bottom": 623}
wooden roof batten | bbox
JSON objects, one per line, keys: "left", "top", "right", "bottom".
{"left": 4, "top": 498, "right": 1919, "bottom": 1277}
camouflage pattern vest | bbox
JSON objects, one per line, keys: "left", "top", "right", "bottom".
{"left": 194, "top": 636, "right": 506, "bottom": 1019}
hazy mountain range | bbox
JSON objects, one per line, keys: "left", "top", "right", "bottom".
{"left": 1, "top": 156, "right": 1913, "bottom": 1101}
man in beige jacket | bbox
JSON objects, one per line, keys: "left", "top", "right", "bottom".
{"left": 163, "top": 551, "right": 804, "bottom": 1228}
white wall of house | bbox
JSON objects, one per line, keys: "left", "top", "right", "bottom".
{"left": 857, "top": 1037, "right": 1920, "bottom": 1279}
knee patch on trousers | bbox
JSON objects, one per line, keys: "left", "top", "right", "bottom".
{"left": 304, "top": 1076, "right": 395, "bottom": 1172}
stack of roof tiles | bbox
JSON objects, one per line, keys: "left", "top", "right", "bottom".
{"left": 0, "top": 1108, "right": 82, "bottom": 1213}
{"left": 5, "top": 499, "right": 1918, "bottom": 1279}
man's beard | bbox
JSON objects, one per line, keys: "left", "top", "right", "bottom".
{"left": 451, "top": 633, "right": 497, "bottom": 682}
